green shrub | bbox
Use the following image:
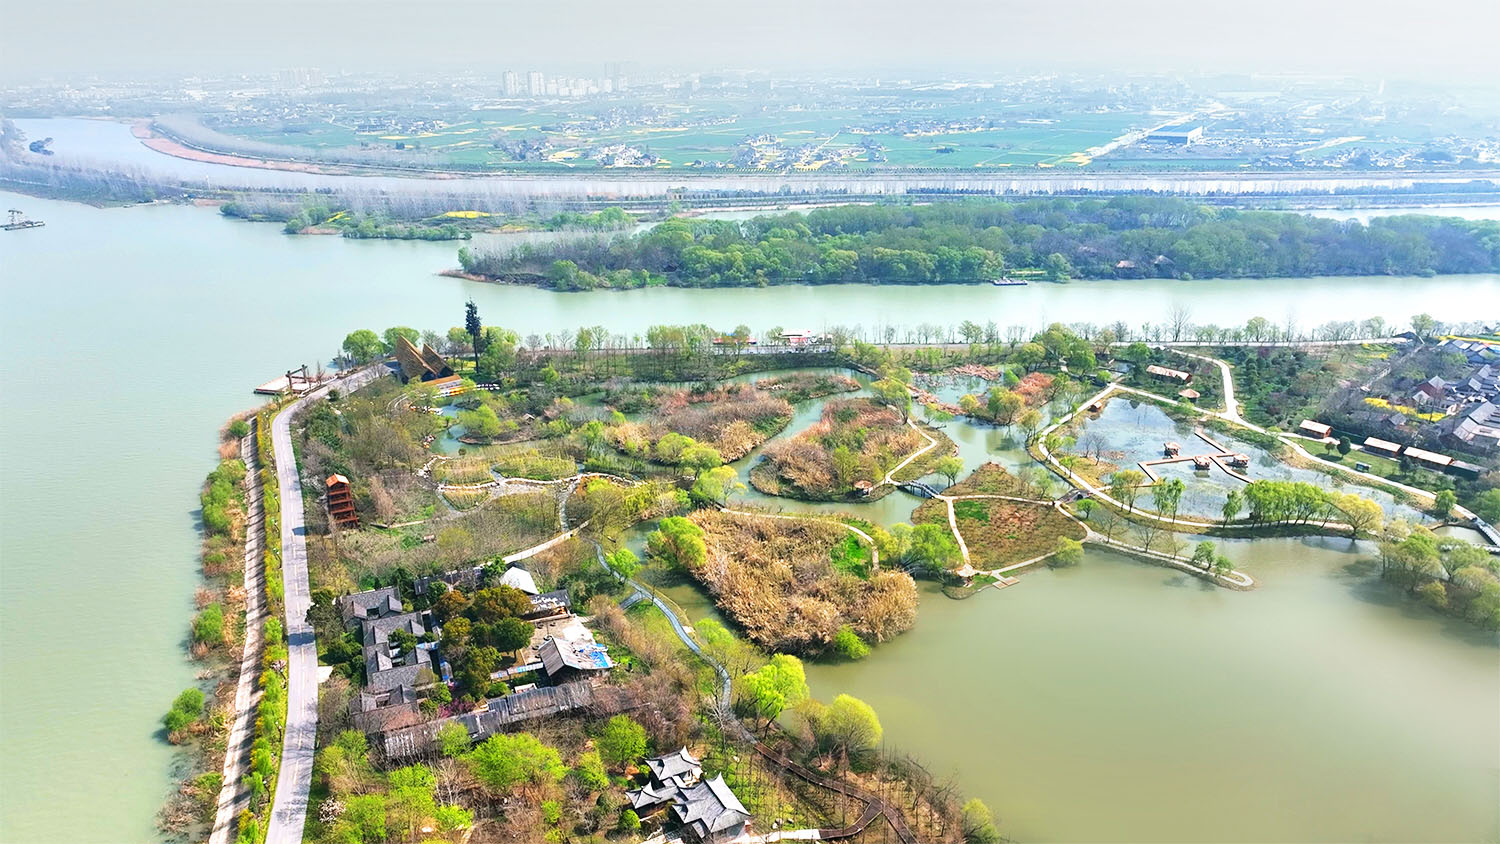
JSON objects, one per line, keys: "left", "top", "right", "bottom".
{"left": 228, "top": 419, "right": 251, "bottom": 438}
{"left": 192, "top": 603, "right": 225, "bottom": 646}
{"left": 163, "top": 687, "right": 205, "bottom": 734}
{"left": 1049, "top": 537, "right": 1084, "bottom": 568}
{"left": 829, "top": 626, "right": 871, "bottom": 660}
{"left": 571, "top": 750, "right": 609, "bottom": 791}
{"left": 193, "top": 771, "right": 223, "bottom": 794}
{"left": 200, "top": 459, "right": 246, "bottom": 537}
{"left": 828, "top": 534, "right": 871, "bottom": 578}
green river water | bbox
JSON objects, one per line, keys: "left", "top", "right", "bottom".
{"left": 0, "top": 192, "right": 1497, "bottom": 843}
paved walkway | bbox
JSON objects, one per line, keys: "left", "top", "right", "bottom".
{"left": 879, "top": 417, "right": 938, "bottom": 488}
{"left": 1169, "top": 348, "right": 1243, "bottom": 422}
{"left": 1036, "top": 382, "right": 1357, "bottom": 536}
{"left": 265, "top": 367, "right": 381, "bottom": 844}
{"left": 208, "top": 424, "right": 267, "bottom": 844}
{"left": 1027, "top": 346, "right": 1495, "bottom": 580}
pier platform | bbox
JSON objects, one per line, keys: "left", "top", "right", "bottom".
{"left": 254, "top": 371, "right": 338, "bottom": 396}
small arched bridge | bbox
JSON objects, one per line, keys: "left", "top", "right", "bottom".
{"left": 898, "top": 480, "right": 944, "bottom": 498}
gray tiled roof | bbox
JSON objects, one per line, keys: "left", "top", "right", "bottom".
{"left": 366, "top": 662, "right": 435, "bottom": 694}
{"left": 671, "top": 774, "right": 751, "bottom": 839}
{"left": 339, "top": 586, "right": 402, "bottom": 623}
{"left": 361, "top": 611, "right": 426, "bottom": 648}
{"left": 626, "top": 779, "right": 681, "bottom": 811}
{"left": 646, "top": 747, "right": 701, "bottom": 784}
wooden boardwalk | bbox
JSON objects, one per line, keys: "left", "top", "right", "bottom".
{"left": 208, "top": 422, "right": 267, "bottom": 844}
{"left": 1137, "top": 428, "right": 1252, "bottom": 484}
{"left": 753, "top": 741, "right": 921, "bottom": 844}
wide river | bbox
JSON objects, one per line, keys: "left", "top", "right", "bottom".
{"left": 0, "top": 191, "right": 1496, "bottom": 843}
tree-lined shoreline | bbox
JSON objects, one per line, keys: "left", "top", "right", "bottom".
{"left": 457, "top": 198, "right": 1500, "bottom": 290}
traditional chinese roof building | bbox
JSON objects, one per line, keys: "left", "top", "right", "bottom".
{"left": 327, "top": 473, "right": 359, "bottom": 529}
{"left": 626, "top": 749, "right": 751, "bottom": 842}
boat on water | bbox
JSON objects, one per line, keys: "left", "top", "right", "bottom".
{"left": 3, "top": 209, "right": 45, "bottom": 231}
{"left": 991, "top": 276, "right": 1027, "bottom": 286}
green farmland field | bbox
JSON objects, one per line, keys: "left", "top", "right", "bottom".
{"left": 216, "top": 104, "right": 1157, "bottom": 172}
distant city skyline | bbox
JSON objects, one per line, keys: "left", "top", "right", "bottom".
{"left": 4, "top": 0, "right": 1499, "bottom": 82}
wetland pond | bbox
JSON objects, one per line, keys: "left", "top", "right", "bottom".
{"left": 620, "top": 370, "right": 1497, "bottom": 843}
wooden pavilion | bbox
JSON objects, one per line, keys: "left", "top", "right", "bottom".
{"left": 394, "top": 335, "right": 453, "bottom": 383}
{"left": 327, "top": 473, "right": 360, "bottom": 529}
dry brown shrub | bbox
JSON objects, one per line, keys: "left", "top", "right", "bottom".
{"left": 686, "top": 510, "right": 917, "bottom": 652}
{"left": 848, "top": 570, "right": 920, "bottom": 642}
{"left": 607, "top": 421, "right": 652, "bottom": 455}
{"left": 521, "top": 537, "right": 592, "bottom": 592}
{"left": 368, "top": 474, "right": 397, "bottom": 523}
{"left": 755, "top": 398, "right": 926, "bottom": 496}
{"left": 761, "top": 439, "right": 835, "bottom": 491}
{"left": 632, "top": 670, "right": 697, "bottom": 750}
{"left": 629, "top": 388, "right": 793, "bottom": 462}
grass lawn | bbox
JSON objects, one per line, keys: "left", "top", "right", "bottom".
{"left": 912, "top": 463, "right": 1085, "bottom": 568}
{"left": 915, "top": 495, "right": 1085, "bottom": 569}
{"left": 941, "top": 462, "right": 1037, "bottom": 497}
{"left": 1304, "top": 444, "right": 1451, "bottom": 494}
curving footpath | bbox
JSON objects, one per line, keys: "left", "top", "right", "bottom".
{"left": 1170, "top": 348, "right": 1244, "bottom": 422}
{"left": 879, "top": 417, "right": 939, "bottom": 487}
{"left": 265, "top": 367, "right": 382, "bottom": 844}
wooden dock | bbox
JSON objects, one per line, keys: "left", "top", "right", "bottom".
{"left": 1137, "top": 427, "right": 1254, "bottom": 484}
{"left": 253, "top": 371, "right": 338, "bottom": 396}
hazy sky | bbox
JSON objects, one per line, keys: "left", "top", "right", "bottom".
{"left": 5, "top": 0, "right": 1499, "bottom": 80}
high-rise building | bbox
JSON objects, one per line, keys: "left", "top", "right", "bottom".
{"left": 603, "top": 61, "right": 631, "bottom": 93}
{"left": 275, "top": 67, "right": 324, "bottom": 91}
{"left": 503, "top": 71, "right": 520, "bottom": 97}
{"left": 527, "top": 70, "right": 545, "bottom": 97}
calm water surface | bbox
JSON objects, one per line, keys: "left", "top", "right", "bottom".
{"left": 0, "top": 191, "right": 1496, "bottom": 842}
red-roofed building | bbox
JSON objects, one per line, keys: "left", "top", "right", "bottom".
{"left": 327, "top": 473, "right": 359, "bottom": 529}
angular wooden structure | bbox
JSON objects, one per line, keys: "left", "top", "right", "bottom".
{"left": 327, "top": 473, "right": 360, "bottom": 530}
{"left": 393, "top": 335, "right": 453, "bottom": 383}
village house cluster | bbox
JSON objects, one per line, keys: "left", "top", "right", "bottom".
{"left": 1290, "top": 339, "right": 1500, "bottom": 480}
{"left": 336, "top": 563, "right": 621, "bottom": 753}
{"left": 1352, "top": 338, "right": 1500, "bottom": 456}
{"left": 331, "top": 564, "right": 757, "bottom": 841}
